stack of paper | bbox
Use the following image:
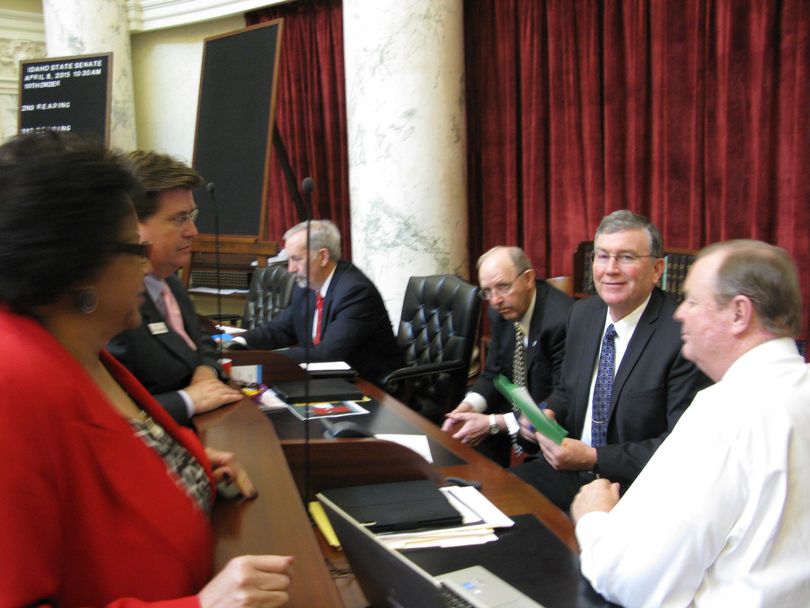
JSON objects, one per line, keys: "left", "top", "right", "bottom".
{"left": 375, "top": 486, "right": 514, "bottom": 551}
{"left": 313, "top": 485, "right": 514, "bottom": 551}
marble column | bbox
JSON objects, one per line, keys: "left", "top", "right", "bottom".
{"left": 0, "top": 9, "right": 45, "bottom": 142}
{"left": 42, "top": 0, "right": 136, "bottom": 150}
{"left": 343, "top": 0, "right": 468, "bottom": 324}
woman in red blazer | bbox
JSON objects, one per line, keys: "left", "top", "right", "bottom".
{"left": 0, "top": 133, "right": 292, "bottom": 607}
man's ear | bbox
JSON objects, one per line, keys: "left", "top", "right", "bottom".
{"left": 651, "top": 257, "right": 665, "bottom": 284}
{"left": 317, "top": 247, "right": 330, "bottom": 267}
{"left": 729, "top": 294, "right": 755, "bottom": 336}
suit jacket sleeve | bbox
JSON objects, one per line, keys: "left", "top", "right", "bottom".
{"left": 283, "top": 278, "right": 389, "bottom": 363}
{"left": 241, "top": 291, "right": 300, "bottom": 349}
{"left": 107, "top": 275, "right": 220, "bottom": 427}
{"left": 468, "top": 308, "right": 511, "bottom": 410}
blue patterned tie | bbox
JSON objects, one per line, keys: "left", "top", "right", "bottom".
{"left": 591, "top": 324, "right": 617, "bottom": 448}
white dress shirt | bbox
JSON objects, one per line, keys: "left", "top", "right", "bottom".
{"left": 576, "top": 338, "right": 810, "bottom": 607}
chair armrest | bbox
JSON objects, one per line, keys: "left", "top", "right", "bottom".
{"left": 383, "top": 360, "right": 466, "bottom": 385}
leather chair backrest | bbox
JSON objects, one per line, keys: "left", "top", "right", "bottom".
{"left": 242, "top": 264, "right": 295, "bottom": 329}
{"left": 398, "top": 275, "right": 481, "bottom": 370}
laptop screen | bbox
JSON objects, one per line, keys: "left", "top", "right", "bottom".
{"left": 318, "top": 492, "right": 448, "bottom": 607}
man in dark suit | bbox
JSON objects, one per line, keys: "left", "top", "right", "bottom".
{"left": 441, "top": 246, "right": 574, "bottom": 466}
{"left": 513, "top": 210, "right": 710, "bottom": 510}
{"left": 109, "top": 152, "right": 242, "bottom": 426}
{"left": 236, "top": 220, "right": 403, "bottom": 386}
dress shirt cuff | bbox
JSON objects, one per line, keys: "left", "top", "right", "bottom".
{"left": 503, "top": 412, "right": 520, "bottom": 435}
{"left": 177, "top": 390, "right": 195, "bottom": 418}
{"left": 232, "top": 336, "right": 248, "bottom": 346}
{"left": 463, "top": 392, "right": 488, "bottom": 413}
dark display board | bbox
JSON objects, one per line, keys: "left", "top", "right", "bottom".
{"left": 18, "top": 53, "right": 111, "bottom": 145}
{"left": 192, "top": 20, "right": 283, "bottom": 238}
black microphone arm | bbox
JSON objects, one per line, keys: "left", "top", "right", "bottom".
{"left": 301, "top": 176, "right": 314, "bottom": 501}
{"left": 205, "top": 182, "right": 224, "bottom": 360}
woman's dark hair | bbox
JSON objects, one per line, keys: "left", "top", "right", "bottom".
{"left": 0, "top": 131, "right": 142, "bottom": 314}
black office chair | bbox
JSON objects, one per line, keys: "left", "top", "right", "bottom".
{"left": 206, "top": 264, "right": 295, "bottom": 329}
{"left": 240, "top": 264, "right": 295, "bottom": 328}
{"left": 383, "top": 275, "right": 482, "bottom": 424}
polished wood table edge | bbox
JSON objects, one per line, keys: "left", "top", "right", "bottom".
{"left": 195, "top": 398, "right": 344, "bottom": 607}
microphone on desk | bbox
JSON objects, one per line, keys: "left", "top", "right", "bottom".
{"left": 206, "top": 181, "right": 224, "bottom": 361}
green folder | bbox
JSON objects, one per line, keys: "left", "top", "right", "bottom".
{"left": 493, "top": 375, "right": 568, "bottom": 445}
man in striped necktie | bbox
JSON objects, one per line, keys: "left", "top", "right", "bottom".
{"left": 441, "top": 246, "right": 574, "bottom": 467}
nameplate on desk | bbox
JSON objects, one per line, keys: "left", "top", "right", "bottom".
{"left": 299, "top": 361, "right": 357, "bottom": 379}
{"left": 231, "top": 364, "right": 262, "bottom": 385}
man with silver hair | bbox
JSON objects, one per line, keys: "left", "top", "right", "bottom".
{"left": 513, "top": 210, "right": 709, "bottom": 510}
{"left": 572, "top": 240, "right": 810, "bottom": 605}
{"left": 239, "top": 220, "right": 403, "bottom": 385}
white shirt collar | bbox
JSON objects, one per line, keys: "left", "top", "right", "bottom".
{"left": 605, "top": 293, "right": 651, "bottom": 340}
{"left": 516, "top": 289, "right": 537, "bottom": 339}
{"left": 317, "top": 266, "right": 336, "bottom": 298}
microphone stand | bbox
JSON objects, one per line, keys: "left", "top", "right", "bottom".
{"left": 206, "top": 182, "right": 223, "bottom": 361}
{"left": 301, "top": 176, "right": 315, "bottom": 503}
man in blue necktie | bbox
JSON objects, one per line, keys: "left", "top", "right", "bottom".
{"left": 572, "top": 240, "right": 810, "bottom": 605}
{"left": 513, "top": 210, "right": 710, "bottom": 511}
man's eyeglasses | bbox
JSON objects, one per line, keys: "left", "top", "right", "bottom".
{"left": 106, "top": 241, "right": 153, "bottom": 260}
{"left": 591, "top": 251, "right": 655, "bottom": 268}
{"left": 478, "top": 270, "right": 529, "bottom": 300}
{"left": 168, "top": 208, "right": 199, "bottom": 227}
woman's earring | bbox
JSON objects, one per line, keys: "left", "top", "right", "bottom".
{"left": 77, "top": 289, "right": 98, "bottom": 314}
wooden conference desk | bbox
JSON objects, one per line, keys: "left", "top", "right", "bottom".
{"left": 196, "top": 372, "right": 590, "bottom": 607}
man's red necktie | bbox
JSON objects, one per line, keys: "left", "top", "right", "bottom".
{"left": 313, "top": 292, "right": 324, "bottom": 345}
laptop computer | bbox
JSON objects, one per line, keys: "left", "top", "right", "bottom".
{"left": 318, "top": 492, "right": 545, "bottom": 608}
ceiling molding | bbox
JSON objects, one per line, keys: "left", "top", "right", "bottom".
{"left": 0, "top": 9, "right": 45, "bottom": 42}
{"left": 127, "top": 0, "right": 291, "bottom": 33}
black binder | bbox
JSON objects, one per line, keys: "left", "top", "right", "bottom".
{"left": 272, "top": 378, "right": 363, "bottom": 403}
{"left": 319, "top": 480, "right": 462, "bottom": 533}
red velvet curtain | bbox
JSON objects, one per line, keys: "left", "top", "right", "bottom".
{"left": 246, "top": 0, "right": 351, "bottom": 256}
{"left": 465, "top": 0, "right": 810, "bottom": 346}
